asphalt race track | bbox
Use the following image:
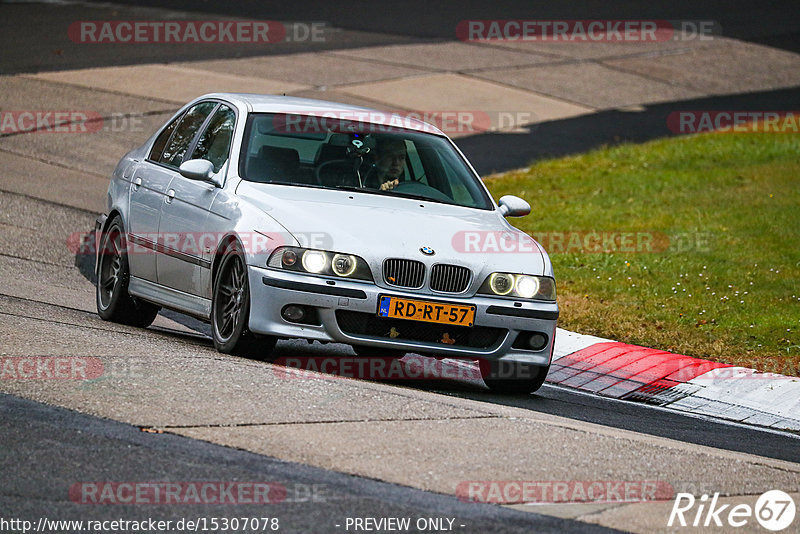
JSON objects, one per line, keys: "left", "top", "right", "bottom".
{"left": 1, "top": 2, "right": 799, "bottom": 533}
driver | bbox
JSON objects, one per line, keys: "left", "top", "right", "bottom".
{"left": 373, "top": 138, "right": 407, "bottom": 190}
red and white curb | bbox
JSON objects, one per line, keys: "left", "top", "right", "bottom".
{"left": 551, "top": 328, "right": 800, "bottom": 432}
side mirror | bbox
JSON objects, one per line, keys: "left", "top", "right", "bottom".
{"left": 179, "top": 159, "right": 221, "bottom": 186}
{"left": 497, "top": 195, "right": 531, "bottom": 217}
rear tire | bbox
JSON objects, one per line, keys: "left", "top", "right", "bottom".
{"left": 479, "top": 359, "right": 549, "bottom": 395}
{"left": 211, "top": 241, "right": 276, "bottom": 359}
{"left": 96, "top": 216, "right": 160, "bottom": 328}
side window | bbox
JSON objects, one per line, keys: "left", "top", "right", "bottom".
{"left": 148, "top": 117, "right": 178, "bottom": 162}
{"left": 190, "top": 105, "right": 235, "bottom": 173}
{"left": 159, "top": 102, "right": 217, "bottom": 168}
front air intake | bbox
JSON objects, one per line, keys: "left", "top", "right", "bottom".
{"left": 383, "top": 258, "right": 425, "bottom": 289}
{"left": 430, "top": 264, "right": 472, "bottom": 293}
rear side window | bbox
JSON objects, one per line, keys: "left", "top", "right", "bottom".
{"left": 158, "top": 102, "right": 217, "bottom": 168}
{"left": 148, "top": 118, "right": 177, "bottom": 162}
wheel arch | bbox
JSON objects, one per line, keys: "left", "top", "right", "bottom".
{"left": 103, "top": 209, "right": 123, "bottom": 231}
{"left": 211, "top": 232, "right": 244, "bottom": 291}
{"left": 95, "top": 209, "right": 124, "bottom": 276}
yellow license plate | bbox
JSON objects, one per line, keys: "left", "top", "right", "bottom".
{"left": 378, "top": 296, "right": 475, "bottom": 327}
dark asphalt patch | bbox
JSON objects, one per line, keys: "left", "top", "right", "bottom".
{"left": 0, "top": 393, "right": 620, "bottom": 534}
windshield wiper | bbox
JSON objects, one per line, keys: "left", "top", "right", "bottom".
{"left": 329, "top": 185, "right": 410, "bottom": 199}
{"left": 330, "top": 185, "right": 376, "bottom": 193}
{"left": 386, "top": 189, "right": 460, "bottom": 206}
{"left": 326, "top": 185, "right": 459, "bottom": 207}
{"left": 385, "top": 191, "right": 431, "bottom": 201}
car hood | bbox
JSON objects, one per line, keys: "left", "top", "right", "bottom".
{"left": 237, "top": 182, "right": 547, "bottom": 276}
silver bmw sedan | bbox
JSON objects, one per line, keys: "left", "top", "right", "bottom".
{"left": 95, "top": 93, "right": 558, "bottom": 393}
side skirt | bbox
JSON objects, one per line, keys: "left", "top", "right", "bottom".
{"left": 128, "top": 276, "right": 212, "bottom": 320}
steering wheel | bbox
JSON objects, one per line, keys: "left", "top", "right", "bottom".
{"left": 315, "top": 159, "right": 360, "bottom": 187}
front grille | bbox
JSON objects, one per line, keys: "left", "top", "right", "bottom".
{"left": 430, "top": 264, "right": 472, "bottom": 293}
{"left": 383, "top": 258, "right": 425, "bottom": 289}
{"left": 336, "top": 311, "right": 504, "bottom": 349}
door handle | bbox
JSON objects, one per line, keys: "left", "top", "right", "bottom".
{"left": 166, "top": 189, "right": 175, "bottom": 204}
{"left": 131, "top": 177, "right": 142, "bottom": 191}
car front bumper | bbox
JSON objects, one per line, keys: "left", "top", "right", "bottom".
{"left": 247, "top": 265, "right": 558, "bottom": 366}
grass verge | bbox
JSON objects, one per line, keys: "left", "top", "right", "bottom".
{"left": 485, "top": 131, "right": 799, "bottom": 376}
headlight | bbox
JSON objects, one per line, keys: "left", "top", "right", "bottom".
{"left": 514, "top": 275, "right": 540, "bottom": 298}
{"left": 332, "top": 254, "right": 357, "bottom": 277}
{"left": 268, "top": 247, "right": 373, "bottom": 281}
{"left": 479, "top": 273, "right": 556, "bottom": 301}
{"left": 302, "top": 250, "right": 327, "bottom": 273}
{"left": 281, "top": 249, "right": 298, "bottom": 267}
{"left": 488, "top": 273, "right": 514, "bottom": 295}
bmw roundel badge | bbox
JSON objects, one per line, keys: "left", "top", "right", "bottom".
{"left": 420, "top": 246, "right": 435, "bottom": 256}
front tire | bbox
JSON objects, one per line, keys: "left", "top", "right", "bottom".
{"left": 211, "top": 242, "right": 276, "bottom": 359}
{"left": 96, "top": 216, "right": 159, "bottom": 328}
{"left": 479, "top": 359, "right": 549, "bottom": 395}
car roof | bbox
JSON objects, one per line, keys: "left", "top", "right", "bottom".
{"left": 198, "top": 92, "right": 447, "bottom": 136}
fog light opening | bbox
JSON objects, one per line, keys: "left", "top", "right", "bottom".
{"left": 513, "top": 331, "right": 549, "bottom": 351}
{"left": 527, "top": 333, "right": 548, "bottom": 351}
{"left": 282, "top": 305, "right": 306, "bottom": 323}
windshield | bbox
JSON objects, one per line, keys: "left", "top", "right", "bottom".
{"left": 239, "top": 113, "right": 493, "bottom": 210}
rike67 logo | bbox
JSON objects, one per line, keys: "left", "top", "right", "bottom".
{"left": 668, "top": 490, "right": 795, "bottom": 531}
